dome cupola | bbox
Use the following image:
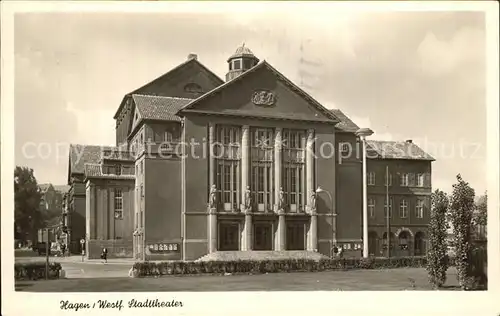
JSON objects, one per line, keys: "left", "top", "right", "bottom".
{"left": 226, "top": 44, "right": 259, "bottom": 81}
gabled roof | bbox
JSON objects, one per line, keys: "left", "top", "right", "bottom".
{"left": 366, "top": 140, "right": 435, "bottom": 161}
{"left": 113, "top": 58, "right": 224, "bottom": 120}
{"left": 68, "top": 144, "right": 116, "bottom": 176}
{"left": 132, "top": 94, "right": 190, "bottom": 122}
{"left": 331, "top": 109, "right": 360, "bottom": 133}
{"left": 177, "top": 60, "right": 340, "bottom": 123}
{"left": 84, "top": 163, "right": 135, "bottom": 181}
{"left": 38, "top": 183, "right": 52, "bottom": 193}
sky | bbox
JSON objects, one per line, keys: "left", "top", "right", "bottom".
{"left": 13, "top": 9, "right": 487, "bottom": 194}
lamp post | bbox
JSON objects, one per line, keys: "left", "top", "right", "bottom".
{"left": 355, "top": 127, "right": 374, "bottom": 258}
{"left": 316, "top": 186, "right": 334, "bottom": 257}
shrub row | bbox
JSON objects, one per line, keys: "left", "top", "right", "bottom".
{"left": 134, "top": 256, "right": 435, "bottom": 277}
{"left": 15, "top": 262, "right": 62, "bottom": 281}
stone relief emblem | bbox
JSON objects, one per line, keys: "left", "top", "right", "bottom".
{"left": 252, "top": 90, "right": 277, "bottom": 107}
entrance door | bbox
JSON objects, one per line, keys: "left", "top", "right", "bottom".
{"left": 219, "top": 222, "right": 240, "bottom": 251}
{"left": 253, "top": 223, "right": 273, "bottom": 250}
{"left": 286, "top": 222, "right": 305, "bottom": 250}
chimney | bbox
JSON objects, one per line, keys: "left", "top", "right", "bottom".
{"left": 406, "top": 139, "right": 413, "bottom": 143}
{"left": 188, "top": 53, "right": 198, "bottom": 60}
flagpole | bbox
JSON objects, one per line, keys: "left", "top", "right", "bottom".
{"left": 386, "top": 165, "right": 391, "bottom": 258}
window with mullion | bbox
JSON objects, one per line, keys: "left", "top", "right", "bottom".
{"left": 282, "top": 129, "right": 305, "bottom": 212}
{"left": 251, "top": 127, "right": 274, "bottom": 212}
{"left": 399, "top": 199, "right": 408, "bottom": 218}
{"left": 215, "top": 125, "right": 241, "bottom": 211}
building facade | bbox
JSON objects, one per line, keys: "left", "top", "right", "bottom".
{"left": 66, "top": 46, "right": 434, "bottom": 260}
{"left": 365, "top": 142, "right": 434, "bottom": 257}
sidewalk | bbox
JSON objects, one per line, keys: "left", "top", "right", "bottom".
{"left": 56, "top": 255, "right": 136, "bottom": 265}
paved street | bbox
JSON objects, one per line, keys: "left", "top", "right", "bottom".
{"left": 15, "top": 250, "right": 461, "bottom": 292}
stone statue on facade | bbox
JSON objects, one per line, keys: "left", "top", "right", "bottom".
{"left": 309, "top": 190, "right": 317, "bottom": 213}
{"left": 277, "top": 187, "right": 286, "bottom": 213}
{"left": 208, "top": 184, "right": 217, "bottom": 209}
{"left": 244, "top": 186, "right": 252, "bottom": 212}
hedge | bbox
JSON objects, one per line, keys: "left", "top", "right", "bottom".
{"left": 133, "top": 256, "right": 443, "bottom": 277}
{"left": 15, "top": 262, "right": 62, "bottom": 281}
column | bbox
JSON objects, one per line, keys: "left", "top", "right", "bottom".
{"left": 108, "top": 188, "right": 115, "bottom": 240}
{"left": 310, "top": 211, "right": 318, "bottom": 252}
{"left": 245, "top": 213, "right": 252, "bottom": 251}
{"left": 274, "top": 128, "right": 286, "bottom": 250}
{"left": 241, "top": 125, "right": 252, "bottom": 250}
{"left": 278, "top": 214, "right": 286, "bottom": 251}
{"left": 306, "top": 129, "right": 317, "bottom": 251}
{"left": 274, "top": 128, "right": 282, "bottom": 210}
{"left": 208, "top": 122, "right": 218, "bottom": 253}
{"left": 209, "top": 210, "right": 217, "bottom": 253}
{"left": 241, "top": 125, "right": 250, "bottom": 205}
{"left": 306, "top": 129, "right": 315, "bottom": 208}
{"left": 362, "top": 137, "right": 369, "bottom": 258}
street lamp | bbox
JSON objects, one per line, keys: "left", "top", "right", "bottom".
{"left": 355, "top": 127, "right": 374, "bottom": 258}
{"left": 316, "top": 186, "right": 335, "bottom": 257}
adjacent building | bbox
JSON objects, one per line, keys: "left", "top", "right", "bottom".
{"left": 66, "top": 45, "right": 435, "bottom": 260}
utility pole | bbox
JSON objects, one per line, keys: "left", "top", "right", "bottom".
{"left": 386, "top": 166, "right": 391, "bottom": 258}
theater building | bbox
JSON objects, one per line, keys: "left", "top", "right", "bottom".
{"left": 66, "top": 45, "right": 434, "bottom": 260}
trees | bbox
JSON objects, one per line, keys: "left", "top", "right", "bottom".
{"left": 14, "top": 166, "right": 43, "bottom": 244}
{"left": 473, "top": 192, "right": 487, "bottom": 239}
{"left": 427, "top": 189, "right": 449, "bottom": 288}
{"left": 449, "top": 174, "right": 475, "bottom": 289}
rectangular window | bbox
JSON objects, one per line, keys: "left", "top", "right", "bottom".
{"left": 399, "top": 199, "right": 408, "bottom": 218}
{"left": 368, "top": 172, "right": 376, "bottom": 186}
{"left": 282, "top": 129, "right": 306, "bottom": 212}
{"left": 233, "top": 60, "right": 241, "bottom": 70}
{"left": 416, "top": 199, "right": 424, "bottom": 218}
{"left": 400, "top": 173, "right": 409, "bottom": 186}
{"left": 416, "top": 174, "right": 424, "bottom": 187}
{"left": 384, "top": 197, "right": 393, "bottom": 218}
{"left": 114, "top": 188, "right": 123, "bottom": 219}
{"left": 251, "top": 128, "right": 274, "bottom": 212}
{"left": 215, "top": 125, "right": 241, "bottom": 211}
{"left": 164, "top": 130, "right": 173, "bottom": 142}
{"left": 368, "top": 198, "right": 375, "bottom": 218}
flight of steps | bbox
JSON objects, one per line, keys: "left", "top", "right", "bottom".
{"left": 196, "top": 251, "right": 329, "bottom": 262}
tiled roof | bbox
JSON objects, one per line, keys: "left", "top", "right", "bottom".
{"left": 366, "top": 140, "right": 435, "bottom": 161}
{"left": 113, "top": 58, "right": 224, "bottom": 120}
{"left": 84, "top": 163, "right": 135, "bottom": 180}
{"left": 69, "top": 144, "right": 116, "bottom": 175}
{"left": 132, "top": 94, "right": 191, "bottom": 122}
{"left": 331, "top": 109, "right": 359, "bottom": 133}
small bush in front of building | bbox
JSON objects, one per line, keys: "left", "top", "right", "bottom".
{"left": 133, "top": 256, "right": 429, "bottom": 277}
{"left": 15, "top": 262, "right": 62, "bottom": 281}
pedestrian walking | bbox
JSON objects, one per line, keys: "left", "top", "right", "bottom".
{"left": 101, "top": 247, "right": 108, "bottom": 263}
{"left": 61, "top": 243, "right": 66, "bottom": 257}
